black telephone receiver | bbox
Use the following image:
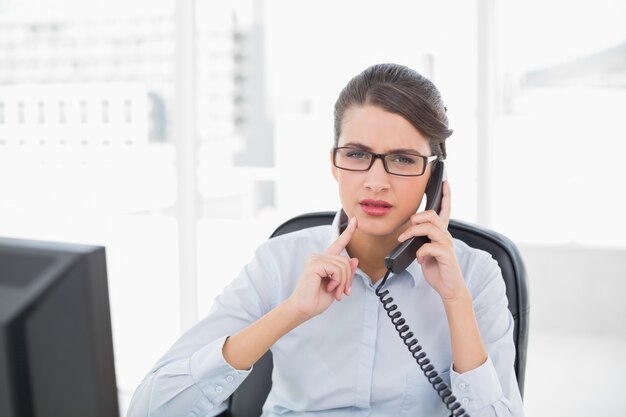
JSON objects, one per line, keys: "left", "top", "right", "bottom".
{"left": 384, "top": 160, "right": 445, "bottom": 273}
{"left": 375, "top": 160, "right": 469, "bottom": 417}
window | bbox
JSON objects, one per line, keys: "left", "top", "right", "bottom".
{"left": 2, "top": 1, "right": 623, "bottom": 415}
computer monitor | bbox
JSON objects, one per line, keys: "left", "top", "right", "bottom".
{"left": 0, "top": 237, "right": 119, "bottom": 417}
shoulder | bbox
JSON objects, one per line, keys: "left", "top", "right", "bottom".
{"left": 265, "top": 224, "right": 331, "bottom": 251}
{"left": 229, "top": 225, "right": 333, "bottom": 309}
{"left": 253, "top": 224, "right": 332, "bottom": 269}
{"left": 452, "top": 238, "right": 503, "bottom": 290}
{"left": 453, "top": 237, "right": 497, "bottom": 268}
{"left": 270, "top": 223, "right": 332, "bottom": 245}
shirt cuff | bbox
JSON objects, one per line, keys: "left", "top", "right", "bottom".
{"left": 189, "top": 335, "right": 254, "bottom": 406}
{"left": 449, "top": 356, "right": 504, "bottom": 412}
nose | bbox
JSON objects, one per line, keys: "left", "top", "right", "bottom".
{"left": 364, "top": 157, "right": 390, "bottom": 193}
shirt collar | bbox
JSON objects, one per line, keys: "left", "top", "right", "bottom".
{"left": 329, "top": 209, "right": 421, "bottom": 287}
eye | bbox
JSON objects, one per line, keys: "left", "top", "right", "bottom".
{"left": 345, "top": 149, "right": 371, "bottom": 159}
{"left": 388, "top": 154, "right": 417, "bottom": 165}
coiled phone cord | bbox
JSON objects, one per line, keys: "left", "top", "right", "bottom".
{"left": 375, "top": 269, "right": 469, "bottom": 417}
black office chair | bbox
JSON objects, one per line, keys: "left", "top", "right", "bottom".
{"left": 224, "top": 212, "right": 530, "bottom": 417}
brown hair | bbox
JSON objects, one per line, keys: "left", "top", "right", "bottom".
{"left": 333, "top": 63, "right": 453, "bottom": 158}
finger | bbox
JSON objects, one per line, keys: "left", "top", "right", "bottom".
{"left": 416, "top": 243, "right": 454, "bottom": 265}
{"left": 329, "top": 273, "right": 343, "bottom": 300}
{"left": 327, "top": 275, "right": 344, "bottom": 296}
{"left": 326, "top": 275, "right": 337, "bottom": 292}
{"left": 329, "top": 256, "right": 353, "bottom": 301}
{"left": 439, "top": 180, "right": 452, "bottom": 227}
{"left": 343, "top": 258, "right": 359, "bottom": 295}
{"left": 335, "top": 285, "right": 343, "bottom": 301}
{"left": 334, "top": 258, "right": 351, "bottom": 300}
{"left": 409, "top": 209, "right": 446, "bottom": 231}
{"left": 398, "top": 223, "right": 451, "bottom": 245}
{"left": 323, "top": 267, "right": 340, "bottom": 292}
{"left": 325, "top": 217, "right": 357, "bottom": 256}
{"left": 345, "top": 258, "right": 358, "bottom": 295}
{"left": 322, "top": 259, "right": 349, "bottom": 296}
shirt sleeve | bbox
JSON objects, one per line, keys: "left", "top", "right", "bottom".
{"left": 126, "top": 242, "right": 280, "bottom": 417}
{"left": 449, "top": 249, "right": 525, "bottom": 417}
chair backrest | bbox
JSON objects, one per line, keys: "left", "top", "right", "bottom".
{"left": 227, "top": 212, "right": 529, "bottom": 417}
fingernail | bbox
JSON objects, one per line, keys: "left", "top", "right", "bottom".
{"left": 347, "top": 286, "right": 352, "bottom": 295}
{"left": 398, "top": 234, "right": 404, "bottom": 241}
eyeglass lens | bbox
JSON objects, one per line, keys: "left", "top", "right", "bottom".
{"left": 334, "top": 148, "right": 426, "bottom": 176}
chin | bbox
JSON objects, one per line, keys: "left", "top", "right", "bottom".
{"left": 354, "top": 213, "right": 406, "bottom": 238}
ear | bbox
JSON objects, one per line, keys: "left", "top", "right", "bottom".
{"left": 330, "top": 149, "right": 339, "bottom": 181}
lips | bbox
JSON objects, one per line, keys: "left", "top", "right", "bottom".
{"left": 359, "top": 199, "right": 392, "bottom": 216}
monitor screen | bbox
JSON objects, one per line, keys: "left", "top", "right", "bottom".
{"left": 0, "top": 237, "right": 119, "bottom": 417}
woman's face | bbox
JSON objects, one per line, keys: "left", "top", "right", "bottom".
{"left": 332, "top": 104, "right": 433, "bottom": 240}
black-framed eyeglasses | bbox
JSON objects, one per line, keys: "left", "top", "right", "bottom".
{"left": 332, "top": 147, "right": 439, "bottom": 177}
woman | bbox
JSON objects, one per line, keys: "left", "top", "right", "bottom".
{"left": 128, "top": 63, "right": 524, "bottom": 416}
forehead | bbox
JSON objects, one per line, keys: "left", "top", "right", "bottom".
{"left": 338, "top": 105, "right": 431, "bottom": 154}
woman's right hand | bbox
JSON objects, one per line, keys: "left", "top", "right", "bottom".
{"left": 287, "top": 217, "right": 359, "bottom": 320}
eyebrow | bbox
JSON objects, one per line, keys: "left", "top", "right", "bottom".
{"left": 342, "top": 142, "right": 425, "bottom": 155}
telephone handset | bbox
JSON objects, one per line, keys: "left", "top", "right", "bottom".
{"left": 375, "top": 160, "right": 470, "bottom": 417}
{"left": 384, "top": 159, "right": 445, "bottom": 273}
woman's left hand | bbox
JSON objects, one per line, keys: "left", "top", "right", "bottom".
{"left": 396, "top": 180, "right": 467, "bottom": 301}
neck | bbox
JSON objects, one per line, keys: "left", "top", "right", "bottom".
{"left": 346, "top": 229, "right": 402, "bottom": 284}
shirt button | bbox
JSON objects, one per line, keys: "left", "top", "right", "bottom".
{"left": 215, "top": 386, "right": 223, "bottom": 393}
{"left": 462, "top": 398, "right": 470, "bottom": 405}
{"left": 459, "top": 382, "right": 467, "bottom": 390}
{"left": 226, "top": 375, "right": 234, "bottom": 383}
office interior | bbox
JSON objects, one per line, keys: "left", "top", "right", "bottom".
{"left": 0, "top": 0, "right": 624, "bottom": 415}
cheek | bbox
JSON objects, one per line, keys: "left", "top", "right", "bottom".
{"left": 335, "top": 174, "right": 361, "bottom": 209}
{"left": 336, "top": 173, "right": 356, "bottom": 195}
{"left": 398, "top": 181, "right": 428, "bottom": 211}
